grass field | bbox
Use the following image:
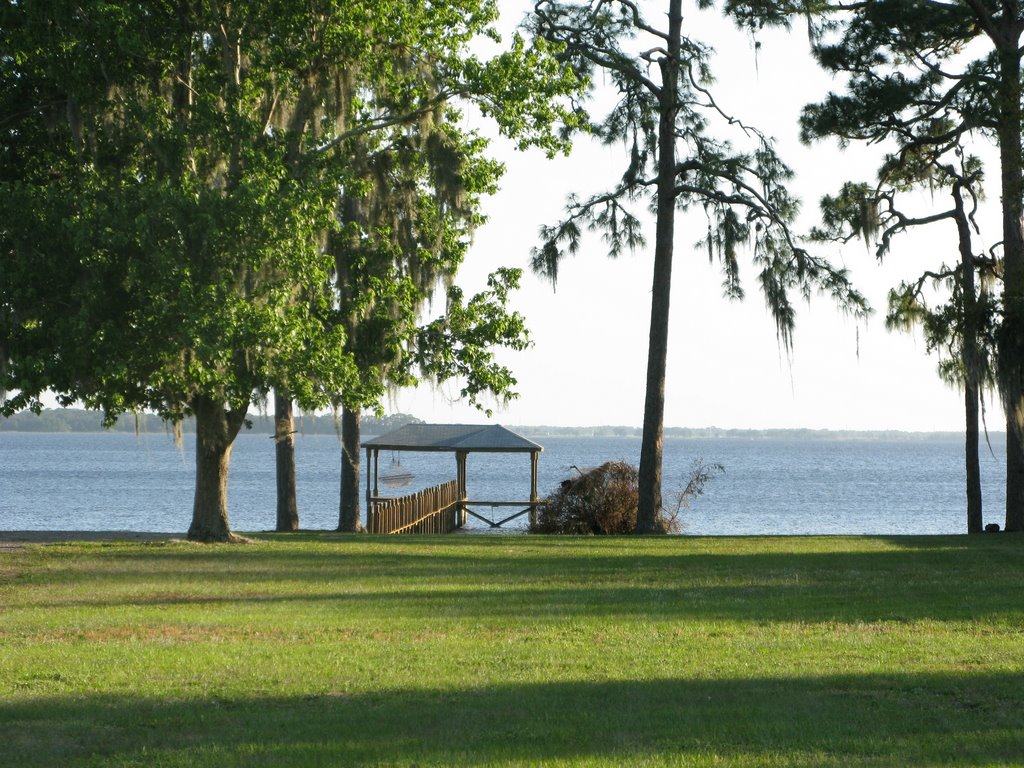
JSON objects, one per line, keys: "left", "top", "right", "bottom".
{"left": 1, "top": 533, "right": 1023, "bottom": 766}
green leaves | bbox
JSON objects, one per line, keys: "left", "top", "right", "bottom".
{"left": 467, "top": 33, "right": 584, "bottom": 156}
{"left": 813, "top": 182, "right": 880, "bottom": 245}
{"left": 3, "top": 0, "right": 575, "bottom": 424}
{"left": 415, "top": 268, "right": 531, "bottom": 415}
{"left": 532, "top": 191, "right": 646, "bottom": 285}
{"left": 887, "top": 270, "right": 1000, "bottom": 390}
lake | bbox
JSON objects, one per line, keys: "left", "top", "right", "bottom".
{"left": 0, "top": 430, "right": 1008, "bottom": 535}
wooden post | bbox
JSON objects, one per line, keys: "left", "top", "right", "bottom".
{"left": 456, "top": 450, "right": 468, "bottom": 527}
{"left": 529, "top": 449, "right": 540, "bottom": 528}
{"left": 373, "top": 449, "right": 379, "bottom": 497}
{"left": 365, "top": 447, "right": 373, "bottom": 533}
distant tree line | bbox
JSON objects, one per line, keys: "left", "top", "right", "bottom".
{"left": 1, "top": 408, "right": 971, "bottom": 443}
{"left": 0, "top": 409, "right": 421, "bottom": 437}
{"left": 524, "top": 426, "right": 972, "bottom": 441}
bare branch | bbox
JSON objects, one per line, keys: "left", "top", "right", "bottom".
{"left": 684, "top": 65, "right": 770, "bottom": 144}
{"left": 875, "top": 191, "right": 956, "bottom": 259}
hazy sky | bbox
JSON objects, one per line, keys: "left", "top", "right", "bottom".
{"left": 389, "top": 0, "right": 1003, "bottom": 432}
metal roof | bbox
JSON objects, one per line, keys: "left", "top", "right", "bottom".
{"left": 363, "top": 423, "right": 543, "bottom": 453}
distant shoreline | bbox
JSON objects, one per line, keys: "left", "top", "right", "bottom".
{"left": 0, "top": 407, "right": 988, "bottom": 441}
{"left": 510, "top": 426, "right": 977, "bottom": 441}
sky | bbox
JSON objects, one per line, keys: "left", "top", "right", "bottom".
{"left": 387, "top": 1, "right": 1003, "bottom": 432}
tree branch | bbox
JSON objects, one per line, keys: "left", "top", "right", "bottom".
{"left": 533, "top": 1, "right": 663, "bottom": 96}
{"left": 315, "top": 93, "right": 453, "bottom": 154}
{"left": 608, "top": 0, "right": 670, "bottom": 41}
{"left": 959, "top": 0, "right": 1009, "bottom": 47}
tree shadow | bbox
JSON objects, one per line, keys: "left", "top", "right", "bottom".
{"left": 13, "top": 535, "right": 1024, "bottom": 625}
{"left": 3, "top": 672, "right": 1023, "bottom": 767}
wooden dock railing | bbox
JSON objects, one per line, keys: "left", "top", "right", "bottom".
{"left": 369, "top": 480, "right": 461, "bottom": 534}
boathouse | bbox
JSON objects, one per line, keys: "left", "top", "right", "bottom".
{"left": 362, "top": 423, "right": 543, "bottom": 534}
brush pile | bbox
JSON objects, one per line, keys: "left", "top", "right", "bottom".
{"left": 531, "top": 461, "right": 639, "bottom": 535}
{"left": 532, "top": 458, "right": 724, "bottom": 535}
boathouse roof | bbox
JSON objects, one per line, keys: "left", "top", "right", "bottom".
{"left": 362, "top": 423, "right": 542, "bottom": 454}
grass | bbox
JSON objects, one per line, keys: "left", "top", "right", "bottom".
{"left": 1, "top": 533, "right": 1023, "bottom": 766}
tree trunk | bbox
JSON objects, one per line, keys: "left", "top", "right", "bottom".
{"left": 187, "top": 395, "right": 248, "bottom": 542}
{"left": 954, "top": 184, "right": 983, "bottom": 533}
{"left": 995, "top": 40, "right": 1024, "bottom": 532}
{"left": 339, "top": 406, "right": 365, "bottom": 532}
{"left": 274, "top": 391, "right": 299, "bottom": 532}
{"left": 636, "top": 0, "right": 682, "bottom": 534}
{"left": 964, "top": 382, "right": 983, "bottom": 532}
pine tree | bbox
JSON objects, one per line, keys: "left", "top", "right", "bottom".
{"left": 793, "top": 0, "right": 1023, "bottom": 529}
{"left": 810, "top": 145, "right": 998, "bottom": 532}
{"left": 529, "top": 0, "right": 866, "bottom": 531}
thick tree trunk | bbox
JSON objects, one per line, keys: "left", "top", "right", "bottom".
{"left": 339, "top": 406, "right": 365, "bottom": 532}
{"left": 636, "top": 0, "right": 682, "bottom": 534}
{"left": 954, "top": 185, "right": 983, "bottom": 533}
{"left": 995, "top": 42, "right": 1024, "bottom": 532}
{"left": 274, "top": 392, "right": 299, "bottom": 532}
{"left": 187, "top": 395, "right": 248, "bottom": 542}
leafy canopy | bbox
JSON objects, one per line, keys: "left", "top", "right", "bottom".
{"left": 0, "top": 0, "right": 580, "bottom": 422}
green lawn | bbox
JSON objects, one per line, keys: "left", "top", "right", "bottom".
{"left": 1, "top": 534, "right": 1022, "bottom": 766}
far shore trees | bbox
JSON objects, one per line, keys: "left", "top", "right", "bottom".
{"left": 0, "top": 1, "right": 577, "bottom": 542}
{"left": 528, "top": 0, "right": 867, "bottom": 532}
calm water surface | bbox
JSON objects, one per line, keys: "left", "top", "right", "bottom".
{"left": 0, "top": 431, "right": 1007, "bottom": 535}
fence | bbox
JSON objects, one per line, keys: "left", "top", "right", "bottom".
{"left": 369, "top": 480, "right": 461, "bottom": 534}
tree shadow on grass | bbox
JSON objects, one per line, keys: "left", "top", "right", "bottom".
{"left": 14, "top": 535, "right": 1024, "bottom": 625}
{"left": 3, "top": 672, "right": 1023, "bottom": 767}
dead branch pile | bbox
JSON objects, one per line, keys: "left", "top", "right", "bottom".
{"left": 532, "top": 458, "right": 725, "bottom": 535}
{"left": 531, "top": 461, "right": 639, "bottom": 535}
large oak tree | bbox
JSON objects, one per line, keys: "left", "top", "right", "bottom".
{"left": 0, "top": 0, "right": 575, "bottom": 541}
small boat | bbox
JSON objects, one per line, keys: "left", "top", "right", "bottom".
{"left": 381, "top": 455, "right": 414, "bottom": 488}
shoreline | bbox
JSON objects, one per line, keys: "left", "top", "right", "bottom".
{"left": 0, "top": 530, "right": 178, "bottom": 545}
